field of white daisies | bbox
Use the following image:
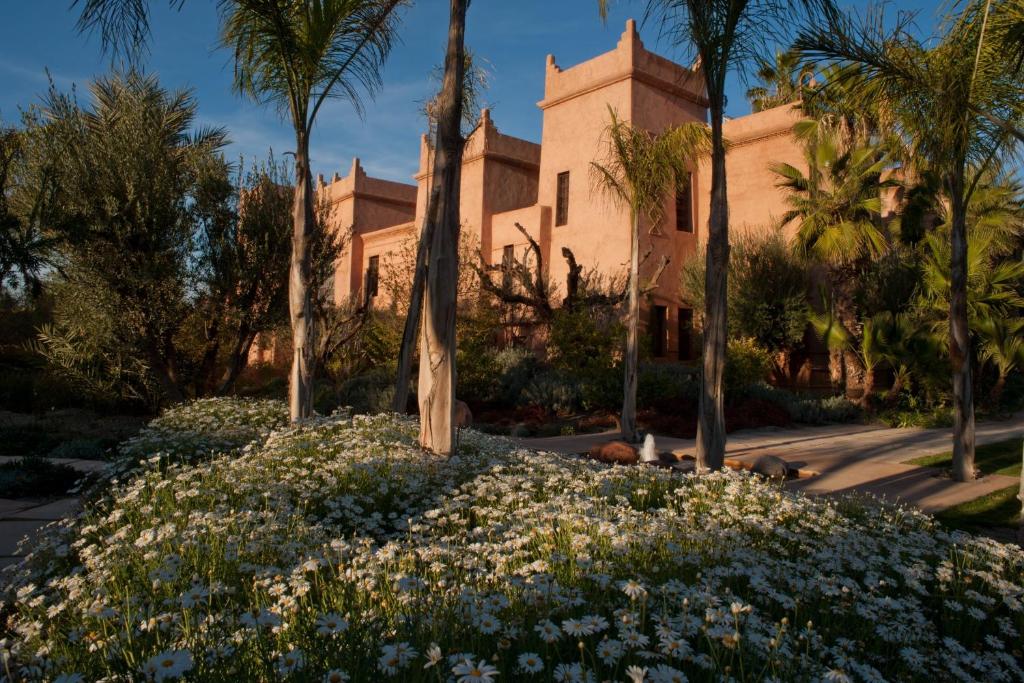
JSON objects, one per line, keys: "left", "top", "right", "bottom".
{"left": 2, "top": 398, "right": 1023, "bottom": 682}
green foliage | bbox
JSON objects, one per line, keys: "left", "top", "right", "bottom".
{"left": 0, "top": 456, "right": 81, "bottom": 498}
{"left": 548, "top": 306, "right": 623, "bottom": 377}
{"left": 637, "top": 363, "right": 698, "bottom": 410}
{"left": 681, "top": 230, "right": 810, "bottom": 356}
{"left": 724, "top": 338, "right": 773, "bottom": 393}
{"left": 520, "top": 371, "right": 582, "bottom": 415}
{"left": 746, "top": 383, "right": 862, "bottom": 424}
{"left": 745, "top": 49, "right": 814, "bottom": 113}
{"left": 773, "top": 126, "right": 894, "bottom": 265}
{"left": 548, "top": 306, "right": 623, "bottom": 411}
{"left": 337, "top": 368, "right": 396, "bottom": 415}
{"left": 856, "top": 247, "right": 922, "bottom": 317}
{"left": 730, "top": 229, "right": 810, "bottom": 353}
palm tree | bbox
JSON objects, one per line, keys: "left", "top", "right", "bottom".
{"left": 601, "top": 0, "right": 824, "bottom": 471}
{"left": 796, "top": 0, "right": 1023, "bottom": 482}
{"left": 773, "top": 125, "right": 893, "bottom": 396}
{"left": 774, "top": 128, "right": 892, "bottom": 265}
{"left": 417, "top": 0, "right": 469, "bottom": 455}
{"left": 976, "top": 317, "right": 1024, "bottom": 408}
{"left": 746, "top": 49, "right": 815, "bottom": 112}
{"left": 221, "top": 0, "right": 404, "bottom": 423}
{"left": 591, "top": 107, "right": 710, "bottom": 442}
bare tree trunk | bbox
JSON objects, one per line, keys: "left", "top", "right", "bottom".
{"left": 696, "top": 107, "right": 728, "bottom": 471}
{"left": 289, "top": 133, "right": 316, "bottom": 423}
{"left": 216, "top": 321, "right": 256, "bottom": 395}
{"left": 392, "top": 184, "right": 440, "bottom": 413}
{"left": 621, "top": 210, "right": 640, "bottom": 443}
{"left": 949, "top": 172, "right": 976, "bottom": 481}
{"left": 417, "top": 0, "right": 467, "bottom": 455}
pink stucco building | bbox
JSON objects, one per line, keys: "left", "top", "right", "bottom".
{"left": 319, "top": 19, "right": 807, "bottom": 363}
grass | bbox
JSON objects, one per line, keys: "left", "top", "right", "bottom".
{"left": 906, "top": 438, "right": 1023, "bottom": 534}
{"left": 905, "top": 437, "right": 1023, "bottom": 477}
{"left": 936, "top": 485, "right": 1021, "bottom": 534}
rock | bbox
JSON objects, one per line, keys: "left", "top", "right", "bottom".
{"left": 750, "top": 454, "right": 789, "bottom": 481}
{"left": 589, "top": 441, "right": 639, "bottom": 465}
{"left": 455, "top": 400, "right": 473, "bottom": 429}
{"left": 640, "top": 434, "right": 658, "bottom": 462}
{"left": 657, "top": 451, "right": 678, "bottom": 465}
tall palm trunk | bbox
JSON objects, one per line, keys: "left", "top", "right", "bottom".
{"left": 392, "top": 184, "right": 440, "bottom": 413}
{"left": 289, "top": 132, "right": 316, "bottom": 422}
{"left": 418, "top": 0, "right": 466, "bottom": 455}
{"left": 949, "top": 170, "right": 976, "bottom": 481}
{"left": 697, "top": 105, "right": 728, "bottom": 471}
{"left": 621, "top": 209, "right": 640, "bottom": 442}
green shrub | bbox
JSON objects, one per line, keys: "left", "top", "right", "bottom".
{"left": 681, "top": 230, "right": 810, "bottom": 357}
{"left": 747, "top": 384, "right": 862, "bottom": 424}
{"left": 724, "top": 338, "right": 773, "bottom": 393}
{"left": 519, "top": 371, "right": 582, "bottom": 415}
{"left": 0, "top": 456, "right": 82, "bottom": 498}
{"left": 637, "top": 363, "right": 698, "bottom": 410}
{"left": 490, "top": 347, "right": 539, "bottom": 407}
{"left": 337, "top": 369, "right": 397, "bottom": 415}
{"left": 548, "top": 307, "right": 622, "bottom": 376}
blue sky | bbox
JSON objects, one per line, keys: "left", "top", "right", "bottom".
{"left": 0, "top": 1, "right": 941, "bottom": 185}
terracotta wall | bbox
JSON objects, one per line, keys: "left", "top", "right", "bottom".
{"left": 312, "top": 18, "right": 819, "bottom": 375}
{"left": 695, "top": 104, "right": 807, "bottom": 243}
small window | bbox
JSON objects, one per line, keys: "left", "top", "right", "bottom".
{"left": 678, "top": 307, "right": 694, "bottom": 360}
{"left": 651, "top": 305, "right": 667, "bottom": 357}
{"left": 366, "top": 255, "right": 379, "bottom": 298}
{"left": 676, "top": 172, "right": 693, "bottom": 233}
{"left": 555, "top": 171, "right": 570, "bottom": 226}
{"left": 501, "top": 244, "right": 515, "bottom": 289}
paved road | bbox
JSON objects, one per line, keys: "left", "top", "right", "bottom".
{"left": 519, "top": 415, "right": 1024, "bottom": 513}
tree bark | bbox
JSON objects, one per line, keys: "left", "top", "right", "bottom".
{"left": 392, "top": 184, "right": 440, "bottom": 413}
{"left": 696, "top": 105, "right": 729, "bottom": 471}
{"left": 417, "top": 0, "right": 467, "bottom": 455}
{"left": 621, "top": 210, "right": 640, "bottom": 443}
{"left": 289, "top": 132, "right": 316, "bottom": 423}
{"left": 949, "top": 171, "right": 976, "bottom": 482}
{"left": 859, "top": 366, "right": 875, "bottom": 408}
{"left": 216, "top": 321, "right": 256, "bottom": 395}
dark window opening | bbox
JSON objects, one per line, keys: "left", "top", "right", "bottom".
{"left": 676, "top": 172, "right": 693, "bottom": 233}
{"left": 651, "top": 305, "right": 667, "bottom": 357}
{"left": 502, "top": 244, "right": 514, "bottom": 289}
{"left": 366, "top": 255, "right": 379, "bottom": 299}
{"left": 556, "top": 171, "right": 570, "bottom": 226}
{"left": 678, "top": 307, "right": 693, "bottom": 360}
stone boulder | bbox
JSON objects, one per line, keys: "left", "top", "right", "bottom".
{"left": 589, "top": 441, "right": 639, "bottom": 465}
{"left": 750, "top": 454, "right": 789, "bottom": 481}
{"left": 455, "top": 400, "right": 473, "bottom": 429}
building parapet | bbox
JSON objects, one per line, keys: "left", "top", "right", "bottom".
{"left": 722, "top": 102, "right": 804, "bottom": 147}
{"left": 321, "top": 157, "right": 417, "bottom": 208}
{"left": 416, "top": 108, "right": 541, "bottom": 181}
{"left": 538, "top": 19, "right": 707, "bottom": 111}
